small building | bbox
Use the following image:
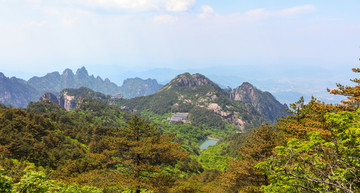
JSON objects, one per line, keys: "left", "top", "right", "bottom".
{"left": 169, "top": 113, "right": 190, "bottom": 123}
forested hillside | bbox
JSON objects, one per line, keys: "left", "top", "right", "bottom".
{"left": 117, "top": 73, "right": 289, "bottom": 132}
{"left": 2, "top": 67, "right": 359, "bottom": 192}
{"left": 35, "top": 73, "right": 289, "bottom": 137}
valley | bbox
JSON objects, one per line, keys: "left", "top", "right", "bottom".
{"left": 0, "top": 68, "right": 293, "bottom": 192}
{"left": 1, "top": 1, "right": 359, "bottom": 192}
{"left": 1, "top": 66, "right": 359, "bottom": 192}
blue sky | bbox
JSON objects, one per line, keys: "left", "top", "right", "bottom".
{"left": 0, "top": 0, "right": 360, "bottom": 102}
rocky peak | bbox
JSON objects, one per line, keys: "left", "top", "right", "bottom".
{"left": 61, "top": 69, "right": 75, "bottom": 88}
{"left": 46, "top": 71, "right": 61, "bottom": 78}
{"left": 239, "top": 82, "right": 253, "bottom": 89}
{"left": 230, "top": 82, "right": 256, "bottom": 102}
{"left": 0, "top": 72, "right": 5, "bottom": 79}
{"left": 172, "top": 73, "right": 212, "bottom": 88}
{"left": 123, "top": 77, "right": 142, "bottom": 85}
{"left": 62, "top": 69, "right": 74, "bottom": 77}
{"left": 39, "top": 92, "right": 59, "bottom": 104}
{"left": 75, "top": 66, "right": 88, "bottom": 78}
{"left": 230, "top": 82, "right": 290, "bottom": 123}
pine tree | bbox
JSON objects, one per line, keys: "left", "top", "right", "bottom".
{"left": 328, "top": 59, "right": 360, "bottom": 109}
{"left": 115, "top": 115, "right": 187, "bottom": 192}
{"left": 214, "top": 124, "right": 283, "bottom": 193}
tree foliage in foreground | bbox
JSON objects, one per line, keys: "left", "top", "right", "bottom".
{"left": 257, "top": 109, "right": 360, "bottom": 193}
{"left": 0, "top": 166, "right": 102, "bottom": 193}
{"left": 328, "top": 65, "right": 360, "bottom": 109}
{"left": 115, "top": 115, "right": 188, "bottom": 193}
{"left": 213, "top": 124, "right": 283, "bottom": 193}
{"left": 256, "top": 64, "right": 360, "bottom": 193}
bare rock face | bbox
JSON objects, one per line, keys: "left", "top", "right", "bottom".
{"left": 230, "top": 82, "right": 290, "bottom": 122}
{"left": 75, "top": 97, "right": 84, "bottom": 109}
{"left": 59, "top": 91, "right": 75, "bottom": 111}
{"left": 39, "top": 93, "right": 59, "bottom": 104}
{"left": 230, "top": 82, "right": 258, "bottom": 107}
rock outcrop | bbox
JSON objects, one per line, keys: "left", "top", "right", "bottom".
{"left": 175, "top": 73, "right": 210, "bottom": 87}
{"left": 38, "top": 87, "right": 104, "bottom": 111}
{"left": 162, "top": 73, "right": 217, "bottom": 90}
{"left": 39, "top": 93, "right": 59, "bottom": 104}
{"left": 59, "top": 91, "right": 75, "bottom": 111}
{"left": 230, "top": 82, "right": 290, "bottom": 122}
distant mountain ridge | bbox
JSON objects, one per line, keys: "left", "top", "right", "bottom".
{"left": 0, "top": 67, "right": 163, "bottom": 108}
{"left": 28, "top": 67, "right": 120, "bottom": 95}
{"left": 0, "top": 72, "right": 38, "bottom": 107}
{"left": 0, "top": 69, "right": 289, "bottom": 132}
{"left": 119, "top": 77, "right": 163, "bottom": 98}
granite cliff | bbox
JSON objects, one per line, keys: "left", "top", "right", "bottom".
{"left": 230, "top": 82, "right": 290, "bottom": 122}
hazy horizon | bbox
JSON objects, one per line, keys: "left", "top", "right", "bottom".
{"left": 1, "top": 0, "right": 359, "bottom": 103}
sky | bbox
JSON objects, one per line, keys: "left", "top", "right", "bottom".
{"left": 1, "top": 0, "right": 360, "bottom": 102}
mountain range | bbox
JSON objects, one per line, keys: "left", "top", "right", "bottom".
{"left": 37, "top": 73, "right": 289, "bottom": 133}
{"left": 116, "top": 73, "right": 289, "bottom": 131}
{"left": 0, "top": 67, "right": 162, "bottom": 108}
{"left": 1, "top": 67, "right": 290, "bottom": 132}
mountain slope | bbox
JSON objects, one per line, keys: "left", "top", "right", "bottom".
{"left": 117, "top": 73, "right": 283, "bottom": 131}
{"left": 0, "top": 73, "right": 39, "bottom": 108}
{"left": 230, "top": 82, "right": 289, "bottom": 123}
{"left": 119, "top": 78, "right": 163, "bottom": 98}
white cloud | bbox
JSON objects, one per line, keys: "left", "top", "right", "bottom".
{"left": 74, "top": 0, "right": 195, "bottom": 12}
{"left": 62, "top": 16, "right": 76, "bottom": 25}
{"left": 198, "top": 5, "right": 214, "bottom": 19}
{"left": 165, "top": 0, "right": 195, "bottom": 12}
{"left": 25, "top": 0, "right": 41, "bottom": 3}
{"left": 153, "top": 14, "right": 177, "bottom": 24}
{"left": 79, "top": 0, "right": 156, "bottom": 10}
{"left": 75, "top": 9, "right": 95, "bottom": 15}
{"left": 244, "top": 8, "right": 266, "bottom": 17}
{"left": 43, "top": 7, "right": 60, "bottom": 15}
{"left": 281, "top": 5, "right": 315, "bottom": 15}
{"left": 202, "top": 5, "right": 214, "bottom": 14}
{"left": 244, "top": 5, "right": 315, "bottom": 20}
{"left": 23, "top": 21, "right": 48, "bottom": 28}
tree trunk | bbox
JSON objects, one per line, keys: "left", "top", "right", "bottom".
{"left": 135, "top": 187, "right": 140, "bottom": 193}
